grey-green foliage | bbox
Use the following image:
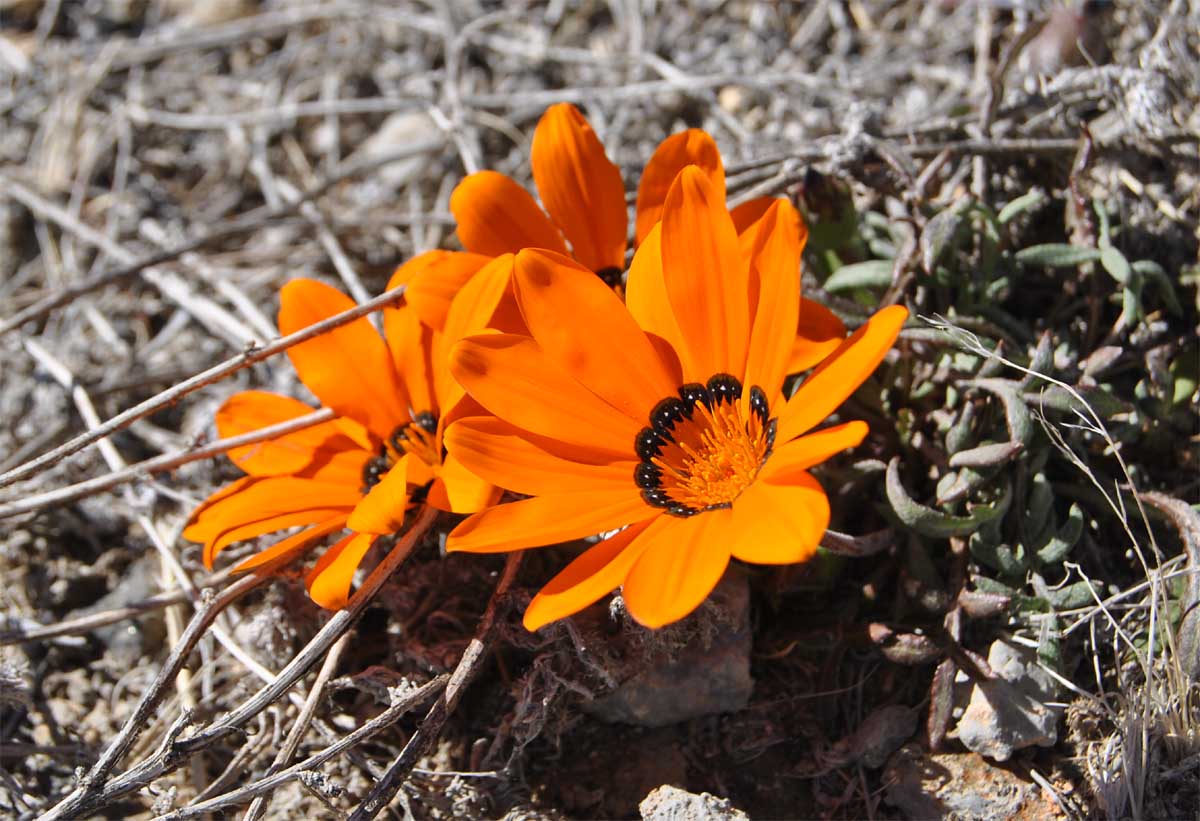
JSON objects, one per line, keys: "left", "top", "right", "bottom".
{"left": 1013, "top": 201, "right": 1183, "bottom": 328}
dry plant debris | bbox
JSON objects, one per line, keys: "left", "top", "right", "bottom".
{"left": 1, "top": 1, "right": 1198, "bottom": 819}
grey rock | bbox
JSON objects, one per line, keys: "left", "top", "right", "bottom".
{"left": 639, "top": 785, "right": 749, "bottom": 821}
{"left": 586, "top": 573, "right": 752, "bottom": 727}
{"left": 953, "top": 639, "right": 1060, "bottom": 761}
{"left": 884, "top": 744, "right": 1065, "bottom": 821}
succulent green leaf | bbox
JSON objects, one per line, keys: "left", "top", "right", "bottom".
{"left": 969, "top": 532, "right": 1025, "bottom": 577}
{"left": 1028, "top": 384, "right": 1133, "bottom": 419}
{"left": 948, "top": 441, "right": 1025, "bottom": 469}
{"left": 1037, "top": 613, "right": 1063, "bottom": 670}
{"left": 824, "top": 259, "right": 894, "bottom": 293}
{"left": 946, "top": 402, "right": 978, "bottom": 456}
{"left": 1015, "top": 244, "right": 1100, "bottom": 267}
{"left": 1134, "top": 259, "right": 1183, "bottom": 316}
{"left": 997, "top": 189, "right": 1047, "bottom": 224}
{"left": 1100, "top": 246, "right": 1132, "bottom": 285}
{"left": 1036, "top": 504, "right": 1084, "bottom": 565}
{"left": 886, "top": 458, "right": 1011, "bottom": 538}
{"left": 921, "top": 198, "right": 972, "bottom": 274}
{"left": 969, "top": 378, "right": 1035, "bottom": 447}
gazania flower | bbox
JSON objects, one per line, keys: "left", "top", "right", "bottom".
{"left": 397, "top": 103, "right": 848, "bottom": 375}
{"left": 442, "top": 166, "right": 907, "bottom": 629}
{"left": 184, "top": 278, "right": 497, "bottom": 609}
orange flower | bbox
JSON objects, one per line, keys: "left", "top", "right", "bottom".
{"left": 442, "top": 166, "right": 907, "bottom": 630}
{"left": 184, "top": 278, "right": 497, "bottom": 609}
{"left": 398, "top": 103, "right": 847, "bottom": 375}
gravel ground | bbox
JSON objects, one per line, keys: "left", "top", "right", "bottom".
{"left": 1, "top": 1, "right": 1198, "bottom": 818}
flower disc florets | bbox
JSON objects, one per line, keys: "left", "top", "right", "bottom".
{"left": 634, "top": 374, "right": 777, "bottom": 517}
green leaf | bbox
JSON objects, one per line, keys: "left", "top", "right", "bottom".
{"left": 969, "top": 533, "right": 1025, "bottom": 577}
{"left": 1037, "top": 613, "right": 1063, "bottom": 670}
{"left": 1036, "top": 504, "right": 1084, "bottom": 565}
{"left": 945, "top": 402, "right": 978, "bottom": 456}
{"left": 969, "top": 378, "right": 1035, "bottom": 446}
{"left": 921, "top": 198, "right": 972, "bottom": 274}
{"left": 1027, "top": 384, "right": 1133, "bottom": 419}
{"left": 973, "top": 576, "right": 1017, "bottom": 596}
{"left": 1170, "top": 347, "right": 1198, "bottom": 407}
{"left": 1042, "top": 580, "right": 1098, "bottom": 610}
{"left": 886, "top": 458, "right": 1011, "bottom": 538}
{"left": 1100, "top": 246, "right": 1132, "bottom": 285}
{"left": 1024, "top": 332, "right": 1054, "bottom": 388}
{"left": 1015, "top": 244, "right": 1100, "bottom": 268}
{"left": 1134, "top": 259, "right": 1183, "bottom": 316}
{"left": 1025, "top": 474, "right": 1055, "bottom": 540}
{"left": 998, "top": 189, "right": 1047, "bottom": 224}
{"left": 824, "top": 259, "right": 894, "bottom": 293}
{"left": 1095, "top": 200, "right": 1113, "bottom": 249}
{"left": 948, "top": 441, "right": 1024, "bottom": 469}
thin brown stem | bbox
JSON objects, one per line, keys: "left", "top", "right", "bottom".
{"left": 241, "top": 632, "right": 351, "bottom": 821}
{"left": 0, "top": 408, "right": 334, "bottom": 520}
{"left": 38, "top": 505, "right": 439, "bottom": 821}
{"left": 348, "top": 551, "right": 522, "bottom": 821}
{"left": 0, "top": 286, "right": 405, "bottom": 491}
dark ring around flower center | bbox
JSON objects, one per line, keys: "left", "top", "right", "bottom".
{"left": 361, "top": 412, "right": 440, "bottom": 494}
{"left": 633, "top": 373, "right": 777, "bottom": 517}
{"left": 595, "top": 266, "right": 623, "bottom": 287}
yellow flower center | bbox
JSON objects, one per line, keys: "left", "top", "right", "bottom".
{"left": 389, "top": 412, "right": 441, "bottom": 467}
{"left": 634, "top": 374, "right": 776, "bottom": 517}
{"left": 361, "top": 412, "right": 440, "bottom": 493}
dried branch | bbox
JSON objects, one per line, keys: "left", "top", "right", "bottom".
{"left": 349, "top": 551, "right": 523, "bottom": 820}
{"left": 0, "top": 285, "right": 406, "bottom": 490}
{"left": 0, "top": 567, "right": 235, "bottom": 646}
{"left": 39, "top": 504, "right": 439, "bottom": 820}
{"left": 148, "top": 675, "right": 448, "bottom": 820}
{"left": 0, "top": 408, "right": 334, "bottom": 521}
{"left": 241, "top": 632, "right": 352, "bottom": 821}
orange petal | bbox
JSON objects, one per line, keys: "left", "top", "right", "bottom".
{"left": 447, "top": 488, "right": 653, "bottom": 553}
{"left": 306, "top": 532, "right": 376, "bottom": 610}
{"left": 383, "top": 302, "right": 435, "bottom": 418}
{"left": 184, "top": 476, "right": 255, "bottom": 544}
{"left": 777, "top": 305, "right": 907, "bottom": 442}
{"left": 451, "top": 333, "right": 641, "bottom": 460}
{"left": 743, "top": 200, "right": 802, "bottom": 405}
{"left": 621, "top": 507, "right": 734, "bottom": 628}
{"left": 729, "top": 473, "right": 829, "bottom": 564}
{"left": 760, "top": 421, "right": 869, "bottom": 485}
{"left": 789, "top": 298, "right": 849, "bottom": 373}
{"left": 231, "top": 516, "right": 349, "bottom": 573}
{"left": 346, "top": 456, "right": 411, "bottom": 535}
{"left": 523, "top": 518, "right": 657, "bottom": 630}
{"left": 185, "top": 476, "right": 360, "bottom": 565}
{"left": 445, "top": 416, "right": 636, "bottom": 496}
{"left": 424, "top": 452, "right": 499, "bottom": 513}
{"left": 661, "top": 166, "right": 749, "bottom": 380}
{"left": 405, "top": 453, "right": 437, "bottom": 488}
{"left": 624, "top": 223, "right": 685, "bottom": 384}
{"left": 216, "top": 391, "right": 364, "bottom": 477}
{"left": 513, "top": 249, "right": 677, "bottom": 417}
{"left": 730, "top": 196, "right": 778, "bottom": 235}
{"left": 205, "top": 508, "right": 350, "bottom": 569}
{"left": 449, "top": 170, "right": 567, "bottom": 257}
{"left": 333, "top": 416, "right": 375, "bottom": 452}
{"left": 278, "top": 278, "right": 410, "bottom": 441}
{"left": 531, "top": 103, "right": 627, "bottom": 272}
{"left": 635, "top": 130, "right": 725, "bottom": 246}
{"left": 397, "top": 250, "right": 492, "bottom": 331}
{"left": 434, "top": 254, "right": 516, "bottom": 412}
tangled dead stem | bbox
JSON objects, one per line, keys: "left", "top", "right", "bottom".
{"left": 1, "top": 0, "right": 1198, "bottom": 818}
